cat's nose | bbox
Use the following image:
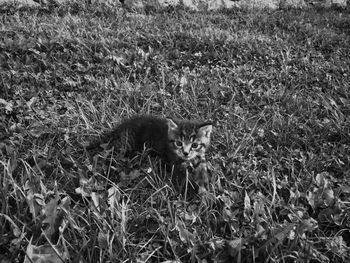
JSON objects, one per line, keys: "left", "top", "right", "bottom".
{"left": 183, "top": 152, "right": 189, "bottom": 156}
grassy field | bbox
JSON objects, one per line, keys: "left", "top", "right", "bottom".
{"left": 0, "top": 1, "right": 350, "bottom": 262}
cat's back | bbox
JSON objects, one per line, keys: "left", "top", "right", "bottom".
{"left": 109, "top": 115, "right": 169, "bottom": 152}
{"left": 87, "top": 115, "right": 169, "bottom": 156}
{"left": 116, "top": 115, "right": 167, "bottom": 134}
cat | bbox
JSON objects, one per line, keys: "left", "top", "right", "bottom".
{"left": 87, "top": 115, "right": 213, "bottom": 190}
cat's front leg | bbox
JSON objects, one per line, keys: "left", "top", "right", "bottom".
{"left": 193, "top": 156, "right": 209, "bottom": 192}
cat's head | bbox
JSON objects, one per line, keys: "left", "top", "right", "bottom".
{"left": 167, "top": 118, "right": 213, "bottom": 161}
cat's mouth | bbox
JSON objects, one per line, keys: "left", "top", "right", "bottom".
{"left": 179, "top": 154, "right": 195, "bottom": 161}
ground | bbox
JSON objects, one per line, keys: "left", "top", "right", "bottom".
{"left": 0, "top": 2, "right": 349, "bottom": 263}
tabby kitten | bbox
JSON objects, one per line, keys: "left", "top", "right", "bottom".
{"left": 87, "top": 115, "right": 213, "bottom": 189}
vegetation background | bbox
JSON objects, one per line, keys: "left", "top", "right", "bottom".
{"left": 0, "top": 1, "right": 349, "bottom": 262}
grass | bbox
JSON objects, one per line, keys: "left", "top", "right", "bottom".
{"left": 0, "top": 1, "right": 350, "bottom": 262}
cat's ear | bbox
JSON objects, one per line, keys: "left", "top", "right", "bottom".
{"left": 166, "top": 118, "right": 178, "bottom": 131}
{"left": 198, "top": 122, "right": 213, "bottom": 138}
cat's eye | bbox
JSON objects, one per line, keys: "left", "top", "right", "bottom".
{"left": 174, "top": 141, "right": 183, "bottom": 147}
{"left": 191, "top": 142, "right": 200, "bottom": 149}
